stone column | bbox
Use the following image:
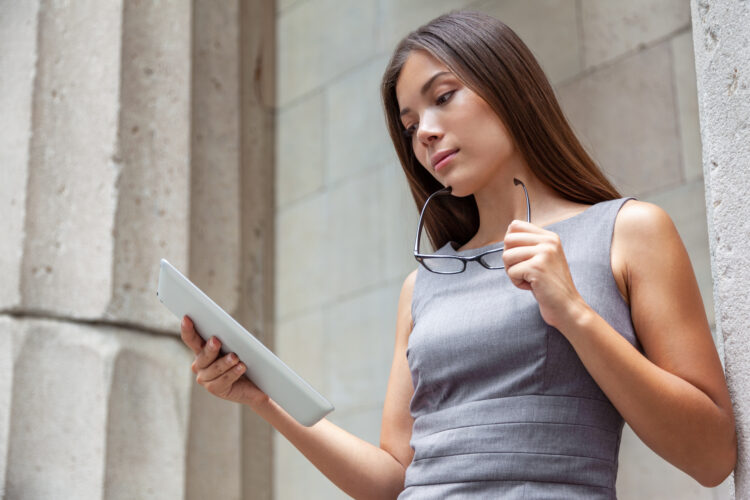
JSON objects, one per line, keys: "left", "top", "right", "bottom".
{"left": 0, "top": 0, "right": 274, "bottom": 498}
{"left": 690, "top": 1, "right": 750, "bottom": 498}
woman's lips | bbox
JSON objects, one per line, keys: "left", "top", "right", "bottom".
{"left": 434, "top": 150, "right": 458, "bottom": 172}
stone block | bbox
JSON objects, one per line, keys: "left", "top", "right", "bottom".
{"left": 557, "top": 41, "right": 683, "bottom": 196}
{"left": 17, "top": 0, "right": 122, "bottom": 318}
{"left": 381, "top": 161, "right": 420, "bottom": 284}
{"left": 324, "top": 284, "right": 398, "bottom": 412}
{"left": 186, "top": 384, "right": 242, "bottom": 500}
{"left": 275, "top": 194, "right": 327, "bottom": 320}
{"left": 473, "top": 0, "right": 581, "bottom": 85}
{"left": 0, "top": 0, "right": 39, "bottom": 311}
{"left": 616, "top": 423, "right": 729, "bottom": 498}
{"left": 378, "top": 0, "right": 477, "bottom": 53}
{"left": 641, "top": 180, "right": 715, "bottom": 330}
{"left": 671, "top": 30, "right": 703, "bottom": 182}
{"left": 0, "top": 316, "right": 242, "bottom": 499}
{"left": 325, "top": 55, "right": 393, "bottom": 184}
{"left": 189, "top": 0, "right": 243, "bottom": 318}
{"left": 277, "top": 0, "right": 378, "bottom": 106}
{"left": 277, "top": 0, "right": 308, "bottom": 15}
{"left": 580, "top": 0, "right": 691, "bottom": 68}
{"left": 323, "top": 169, "right": 384, "bottom": 300}
{"left": 691, "top": 0, "right": 750, "bottom": 495}
{"left": 107, "top": 0, "right": 192, "bottom": 330}
{"left": 275, "top": 308, "right": 328, "bottom": 397}
{"left": 276, "top": 91, "right": 325, "bottom": 208}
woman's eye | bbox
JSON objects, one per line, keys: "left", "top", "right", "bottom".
{"left": 436, "top": 90, "right": 454, "bottom": 105}
{"left": 401, "top": 91, "right": 454, "bottom": 140}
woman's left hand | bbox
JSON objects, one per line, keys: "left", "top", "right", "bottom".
{"left": 502, "top": 219, "right": 590, "bottom": 330}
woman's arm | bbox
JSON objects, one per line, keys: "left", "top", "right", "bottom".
{"left": 556, "top": 201, "right": 737, "bottom": 487}
{"left": 180, "top": 270, "right": 417, "bottom": 499}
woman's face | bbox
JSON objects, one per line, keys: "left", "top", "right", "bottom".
{"left": 395, "top": 50, "right": 518, "bottom": 197}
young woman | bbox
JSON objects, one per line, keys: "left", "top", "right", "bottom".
{"left": 180, "top": 10, "right": 736, "bottom": 499}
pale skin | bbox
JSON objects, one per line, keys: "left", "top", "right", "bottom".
{"left": 180, "top": 49, "right": 737, "bottom": 496}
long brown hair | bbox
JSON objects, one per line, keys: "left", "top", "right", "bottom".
{"left": 380, "top": 10, "right": 621, "bottom": 250}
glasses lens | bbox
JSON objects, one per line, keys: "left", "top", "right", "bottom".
{"left": 479, "top": 248, "right": 505, "bottom": 269}
{"left": 421, "top": 256, "right": 465, "bottom": 274}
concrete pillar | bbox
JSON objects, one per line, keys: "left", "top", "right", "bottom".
{"left": 690, "top": 1, "right": 750, "bottom": 498}
{"left": 0, "top": 0, "right": 275, "bottom": 497}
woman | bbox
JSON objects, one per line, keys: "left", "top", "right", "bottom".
{"left": 180, "top": 10, "right": 736, "bottom": 499}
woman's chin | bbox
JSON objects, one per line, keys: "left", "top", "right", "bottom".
{"left": 445, "top": 184, "right": 474, "bottom": 198}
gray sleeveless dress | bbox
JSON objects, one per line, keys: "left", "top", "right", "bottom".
{"left": 399, "top": 197, "right": 641, "bottom": 499}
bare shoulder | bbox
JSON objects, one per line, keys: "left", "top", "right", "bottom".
{"left": 397, "top": 269, "right": 419, "bottom": 334}
{"left": 610, "top": 199, "right": 680, "bottom": 306}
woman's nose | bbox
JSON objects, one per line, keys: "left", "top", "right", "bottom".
{"left": 416, "top": 114, "right": 443, "bottom": 145}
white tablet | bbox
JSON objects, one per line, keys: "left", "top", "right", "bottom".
{"left": 156, "top": 258, "right": 333, "bottom": 426}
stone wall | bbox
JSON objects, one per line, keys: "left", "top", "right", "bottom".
{"left": 0, "top": 1, "right": 274, "bottom": 498}
{"left": 691, "top": 1, "right": 750, "bottom": 498}
{"left": 274, "top": 1, "right": 729, "bottom": 498}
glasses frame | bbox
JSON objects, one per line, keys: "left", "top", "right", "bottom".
{"left": 413, "top": 178, "right": 531, "bottom": 274}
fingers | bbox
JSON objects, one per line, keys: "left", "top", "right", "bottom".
{"left": 501, "top": 245, "right": 538, "bottom": 269}
{"left": 506, "top": 219, "right": 546, "bottom": 233}
{"left": 203, "top": 361, "right": 247, "bottom": 397}
{"left": 195, "top": 350, "right": 239, "bottom": 383}
{"left": 192, "top": 335, "right": 223, "bottom": 373}
{"left": 180, "top": 316, "right": 205, "bottom": 355}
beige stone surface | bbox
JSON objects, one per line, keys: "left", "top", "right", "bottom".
{"left": 185, "top": 384, "right": 242, "bottom": 500}
{"left": 378, "top": 0, "right": 477, "bottom": 53}
{"left": 617, "top": 424, "right": 730, "bottom": 499}
{"left": 275, "top": 194, "right": 328, "bottom": 320}
{"left": 276, "top": 91, "right": 325, "bottom": 208}
{"left": 672, "top": 29, "right": 704, "bottom": 182}
{"left": 557, "top": 41, "right": 683, "bottom": 197}
{"left": 189, "top": 0, "right": 242, "bottom": 318}
{"left": 238, "top": 3, "right": 276, "bottom": 495}
{"left": 107, "top": 0, "right": 192, "bottom": 330}
{"left": 324, "top": 169, "right": 384, "bottom": 300}
{"left": 580, "top": 0, "right": 691, "bottom": 68}
{"left": 0, "top": 316, "right": 12, "bottom": 495}
{"left": 691, "top": 0, "right": 750, "bottom": 495}
{"left": 275, "top": 309, "right": 328, "bottom": 396}
{"left": 277, "top": 0, "right": 308, "bottom": 14}
{"left": 0, "top": 0, "right": 38, "bottom": 311}
{"left": 277, "top": 0, "right": 379, "bottom": 107}
{"left": 0, "top": 316, "right": 202, "bottom": 499}
{"left": 323, "top": 284, "right": 398, "bottom": 411}
{"left": 473, "top": 0, "right": 581, "bottom": 85}
{"left": 19, "top": 0, "right": 121, "bottom": 318}
{"left": 381, "top": 161, "right": 420, "bottom": 285}
{"left": 326, "top": 55, "right": 393, "bottom": 184}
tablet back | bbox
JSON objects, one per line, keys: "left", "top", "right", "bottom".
{"left": 157, "top": 259, "right": 333, "bottom": 426}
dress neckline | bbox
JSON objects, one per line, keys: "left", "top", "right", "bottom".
{"left": 444, "top": 199, "right": 609, "bottom": 254}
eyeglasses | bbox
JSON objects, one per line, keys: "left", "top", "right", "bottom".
{"left": 413, "top": 178, "right": 531, "bottom": 274}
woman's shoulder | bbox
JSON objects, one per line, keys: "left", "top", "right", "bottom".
{"left": 610, "top": 199, "right": 679, "bottom": 306}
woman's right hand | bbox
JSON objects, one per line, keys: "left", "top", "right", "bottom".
{"left": 180, "top": 315, "right": 270, "bottom": 410}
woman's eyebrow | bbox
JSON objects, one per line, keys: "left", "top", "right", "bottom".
{"left": 399, "top": 71, "right": 452, "bottom": 117}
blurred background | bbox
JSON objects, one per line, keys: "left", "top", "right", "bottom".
{"left": 0, "top": 0, "right": 732, "bottom": 498}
